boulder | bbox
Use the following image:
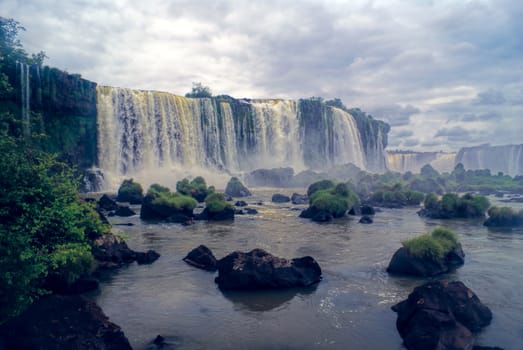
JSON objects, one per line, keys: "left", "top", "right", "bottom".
{"left": 0, "top": 295, "right": 132, "bottom": 350}
{"left": 272, "top": 193, "right": 291, "bottom": 203}
{"left": 140, "top": 191, "right": 195, "bottom": 222}
{"left": 224, "top": 177, "right": 252, "bottom": 197}
{"left": 98, "top": 194, "right": 119, "bottom": 211}
{"left": 244, "top": 208, "right": 258, "bottom": 215}
{"left": 392, "top": 280, "right": 492, "bottom": 350}
{"left": 235, "top": 200, "right": 248, "bottom": 207}
{"left": 116, "top": 179, "right": 144, "bottom": 204}
{"left": 145, "top": 335, "right": 179, "bottom": 350}
{"left": 114, "top": 205, "right": 136, "bottom": 217}
{"left": 135, "top": 250, "right": 161, "bottom": 264}
{"left": 360, "top": 205, "right": 375, "bottom": 215}
{"left": 359, "top": 215, "right": 373, "bottom": 224}
{"left": 215, "top": 249, "right": 322, "bottom": 290}
{"left": 245, "top": 167, "right": 294, "bottom": 187}
{"left": 183, "top": 245, "right": 218, "bottom": 271}
{"left": 387, "top": 245, "right": 465, "bottom": 277}
{"left": 92, "top": 234, "right": 160, "bottom": 268}
{"left": 195, "top": 206, "right": 235, "bottom": 221}
{"left": 291, "top": 193, "right": 309, "bottom": 205}
{"left": 299, "top": 207, "right": 333, "bottom": 222}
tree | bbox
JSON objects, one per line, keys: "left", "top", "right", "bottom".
{"left": 325, "top": 98, "right": 346, "bottom": 110}
{"left": 0, "top": 134, "right": 108, "bottom": 322}
{"left": 185, "top": 82, "right": 212, "bottom": 98}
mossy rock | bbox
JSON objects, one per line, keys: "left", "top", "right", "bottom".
{"left": 224, "top": 177, "right": 251, "bottom": 197}
{"left": 116, "top": 179, "right": 143, "bottom": 204}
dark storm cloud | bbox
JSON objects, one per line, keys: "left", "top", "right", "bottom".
{"left": 1, "top": 0, "right": 523, "bottom": 151}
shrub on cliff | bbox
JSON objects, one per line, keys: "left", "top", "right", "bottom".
{"left": 116, "top": 179, "right": 143, "bottom": 204}
{"left": 0, "top": 135, "right": 108, "bottom": 322}
{"left": 370, "top": 184, "right": 424, "bottom": 208}
{"left": 176, "top": 176, "right": 215, "bottom": 202}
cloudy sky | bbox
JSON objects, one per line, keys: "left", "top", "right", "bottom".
{"left": 2, "top": 0, "right": 522, "bottom": 151}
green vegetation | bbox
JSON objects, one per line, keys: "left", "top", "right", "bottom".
{"left": 204, "top": 192, "right": 232, "bottom": 213}
{"left": 421, "top": 192, "right": 490, "bottom": 219}
{"left": 176, "top": 176, "right": 215, "bottom": 202}
{"left": 305, "top": 180, "right": 359, "bottom": 218}
{"left": 0, "top": 134, "right": 108, "bottom": 323}
{"left": 148, "top": 184, "right": 198, "bottom": 212}
{"left": 116, "top": 178, "right": 143, "bottom": 203}
{"left": 224, "top": 176, "right": 251, "bottom": 197}
{"left": 484, "top": 206, "right": 523, "bottom": 227}
{"left": 370, "top": 183, "right": 424, "bottom": 207}
{"left": 402, "top": 227, "right": 459, "bottom": 260}
{"left": 185, "top": 82, "right": 212, "bottom": 98}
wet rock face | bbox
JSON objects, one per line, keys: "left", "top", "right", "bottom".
{"left": 291, "top": 193, "right": 308, "bottom": 205}
{"left": 0, "top": 295, "right": 132, "bottom": 350}
{"left": 215, "top": 249, "right": 322, "bottom": 290}
{"left": 92, "top": 234, "right": 160, "bottom": 268}
{"left": 392, "top": 280, "right": 493, "bottom": 350}
{"left": 272, "top": 193, "right": 291, "bottom": 203}
{"left": 387, "top": 245, "right": 465, "bottom": 277}
{"left": 183, "top": 245, "right": 218, "bottom": 271}
{"left": 359, "top": 215, "right": 373, "bottom": 224}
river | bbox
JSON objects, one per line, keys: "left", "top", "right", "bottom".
{"left": 92, "top": 189, "right": 523, "bottom": 349}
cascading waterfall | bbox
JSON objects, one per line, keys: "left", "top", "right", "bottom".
{"left": 96, "top": 86, "right": 381, "bottom": 189}
{"left": 330, "top": 108, "right": 366, "bottom": 169}
{"left": 455, "top": 144, "right": 523, "bottom": 176}
{"left": 17, "top": 61, "right": 30, "bottom": 136}
{"left": 386, "top": 151, "right": 456, "bottom": 174}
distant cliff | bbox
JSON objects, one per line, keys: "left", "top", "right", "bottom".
{"left": 455, "top": 144, "right": 523, "bottom": 177}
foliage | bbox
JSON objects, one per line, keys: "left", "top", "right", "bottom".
{"left": 185, "top": 82, "right": 212, "bottom": 98}
{"left": 116, "top": 178, "right": 143, "bottom": 203}
{"left": 370, "top": 183, "right": 424, "bottom": 207}
{"left": 420, "top": 192, "right": 490, "bottom": 219}
{"left": 147, "top": 184, "right": 198, "bottom": 212}
{"left": 307, "top": 179, "right": 335, "bottom": 197}
{"left": 176, "top": 176, "right": 215, "bottom": 202}
{"left": 0, "top": 135, "right": 108, "bottom": 322}
{"left": 484, "top": 206, "right": 523, "bottom": 227}
{"left": 307, "top": 180, "right": 359, "bottom": 218}
{"left": 204, "top": 192, "right": 232, "bottom": 213}
{"left": 402, "top": 227, "right": 460, "bottom": 260}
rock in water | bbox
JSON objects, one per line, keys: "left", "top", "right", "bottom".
{"left": 98, "top": 194, "right": 119, "bottom": 211}
{"left": 224, "top": 177, "right": 252, "bottom": 197}
{"left": 92, "top": 233, "right": 160, "bottom": 268}
{"left": 272, "top": 193, "right": 291, "bottom": 203}
{"left": 183, "top": 245, "right": 218, "bottom": 271}
{"left": 359, "top": 215, "right": 373, "bottom": 224}
{"left": 291, "top": 193, "right": 309, "bottom": 205}
{"left": 387, "top": 245, "right": 465, "bottom": 277}
{"left": 0, "top": 295, "right": 132, "bottom": 350}
{"left": 392, "top": 280, "right": 492, "bottom": 350}
{"left": 215, "top": 248, "right": 322, "bottom": 290}
{"left": 114, "top": 205, "right": 136, "bottom": 217}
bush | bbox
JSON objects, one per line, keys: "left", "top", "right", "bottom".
{"left": 116, "top": 179, "right": 143, "bottom": 203}
{"left": 305, "top": 180, "right": 359, "bottom": 218}
{"left": 0, "top": 135, "right": 108, "bottom": 322}
{"left": 484, "top": 206, "right": 523, "bottom": 227}
{"left": 402, "top": 227, "right": 460, "bottom": 260}
{"left": 370, "top": 185, "right": 424, "bottom": 207}
{"left": 204, "top": 192, "right": 232, "bottom": 213}
{"left": 420, "top": 192, "right": 490, "bottom": 219}
{"left": 176, "top": 176, "right": 214, "bottom": 202}
{"left": 307, "top": 179, "right": 335, "bottom": 198}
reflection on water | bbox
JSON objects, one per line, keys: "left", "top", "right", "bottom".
{"left": 221, "top": 285, "right": 318, "bottom": 312}
{"left": 95, "top": 190, "right": 523, "bottom": 350}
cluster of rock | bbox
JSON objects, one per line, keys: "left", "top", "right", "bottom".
{"left": 183, "top": 245, "right": 322, "bottom": 290}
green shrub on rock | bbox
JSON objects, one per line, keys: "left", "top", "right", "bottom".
{"left": 402, "top": 227, "right": 460, "bottom": 260}
{"left": 116, "top": 179, "right": 143, "bottom": 204}
{"left": 141, "top": 184, "right": 197, "bottom": 221}
{"left": 205, "top": 193, "right": 233, "bottom": 213}
{"left": 301, "top": 180, "right": 359, "bottom": 221}
{"left": 176, "top": 176, "right": 214, "bottom": 202}
{"left": 484, "top": 206, "right": 523, "bottom": 227}
{"left": 419, "top": 192, "right": 490, "bottom": 219}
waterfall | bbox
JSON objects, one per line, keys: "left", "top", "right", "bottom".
{"left": 456, "top": 144, "right": 523, "bottom": 176}
{"left": 17, "top": 61, "right": 31, "bottom": 136}
{"left": 96, "top": 86, "right": 384, "bottom": 189}
{"left": 330, "top": 108, "right": 365, "bottom": 169}
{"left": 386, "top": 151, "right": 456, "bottom": 174}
